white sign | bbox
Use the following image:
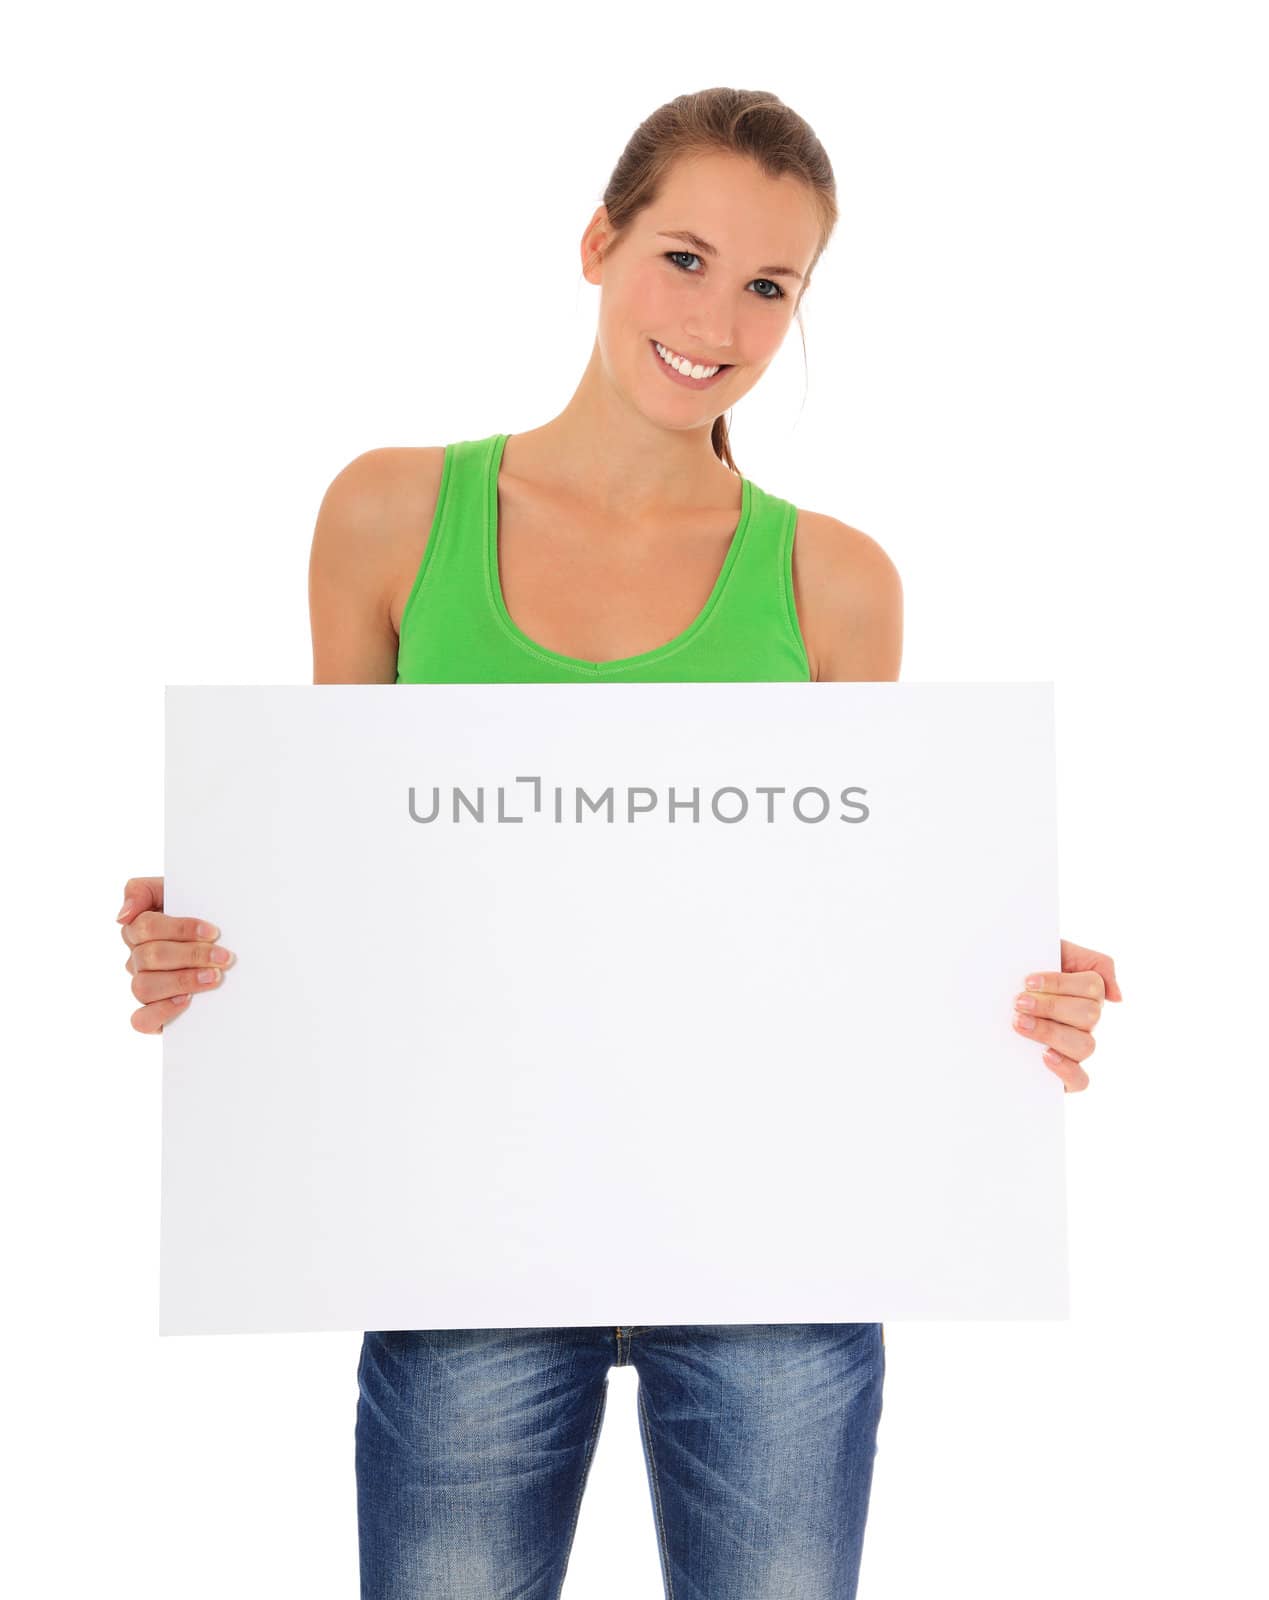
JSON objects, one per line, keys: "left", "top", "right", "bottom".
{"left": 160, "top": 683, "right": 1065, "bottom": 1335}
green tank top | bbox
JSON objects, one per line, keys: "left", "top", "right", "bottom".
{"left": 395, "top": 431, "right": 811, "bottom": 684}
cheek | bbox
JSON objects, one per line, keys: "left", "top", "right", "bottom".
{"left": 746, "top": 315, "right": 794, "bottom": 369}
{"left": 617, "top": 263, "right": 678, "bottom": 327}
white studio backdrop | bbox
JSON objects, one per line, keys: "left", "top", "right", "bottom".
{"left": 4, "top": 3, "right": 1266, "bottom": 1597}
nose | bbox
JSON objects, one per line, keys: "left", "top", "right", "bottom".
{"left": 681, "top": 304, "right": 736, "bottom": 363}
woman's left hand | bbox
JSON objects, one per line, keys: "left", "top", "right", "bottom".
{"left": 1013, "top": 938, "right": 1123, "bottom": 1093}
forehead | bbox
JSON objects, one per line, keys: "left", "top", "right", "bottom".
{"left": 647, "top": 150, "right": 821, "bottom": 266}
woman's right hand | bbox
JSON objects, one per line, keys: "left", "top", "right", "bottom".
{"left": 117, "top": 876, "right": 236, "bottom": 1034}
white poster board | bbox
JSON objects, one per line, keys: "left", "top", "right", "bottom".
{"left": 160, "top": 682, "right": 1065, "bottom": 1335}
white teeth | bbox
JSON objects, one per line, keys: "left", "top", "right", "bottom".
{"left": 655, "top": 341, "right": 721, "bottom": 380}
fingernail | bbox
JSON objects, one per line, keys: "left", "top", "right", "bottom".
{"left": 1015, "top": 1013, "right": 1036, "bottom": 1030}
{"left": 197, "top": 922, "right": 220, "bottom": 940}
{"left": 197, "top": 968, "right": 219, "bottom": 984}
{"left": 116, "top": 897, "right": 136, "bottom": 921}
{"left": 1025, "top": 975, "right": 1043, "bottom": 989}
{"left": 1015, "top": 994, "right": 1036, "bottom": 1010}
{"left": 210, "top": 946, "right": 233, "bottom": 965}
{"left": 172, "top": 993, "right": 190, "bottom": 1004}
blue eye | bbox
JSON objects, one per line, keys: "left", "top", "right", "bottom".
{"left": 664, "top": 250, "right": 786, "bottom": 301}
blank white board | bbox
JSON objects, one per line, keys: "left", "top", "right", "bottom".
{"left": 160, "top": 682, "right": 1065, "bottom": 1335}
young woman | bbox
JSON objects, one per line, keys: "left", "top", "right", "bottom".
{"left": 117, "top": 88, "right": 1120, "bottom": 1600}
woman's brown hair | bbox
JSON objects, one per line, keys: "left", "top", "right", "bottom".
{"left": 595, "top": 87, "right": 838, "bottom": 473}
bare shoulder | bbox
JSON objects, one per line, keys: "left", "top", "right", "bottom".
{"left": 312, "top": 445, "right": 446, "bottom": 603}
{"left": 308, "top": 445, "right": 446, "bottom": 684}
{"left": 791, "top": 508, "right": 904, "bottom": 682}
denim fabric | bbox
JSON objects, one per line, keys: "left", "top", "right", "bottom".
{"left": 356, "top": 1322, "right": 886, "bottom": 1599}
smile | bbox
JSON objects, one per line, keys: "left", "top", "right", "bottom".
{"left": 650, "top": 338, "right": 733, "bottom": 389}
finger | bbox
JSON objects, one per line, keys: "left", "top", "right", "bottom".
{"left": 1012, "top": 1012, "right": 1096, "bottom": 1062}
{"left": 131, "top": 962, "right": 226, "bottom": 1004}
{"left": 126, "top": 938, "right": 235, "bottom": 976}
{"left": 122, "top": 910, "right": 221, "bottom": 951}
{"left": 1014, "top": 988, "right": 1102, "bottom": 1031}
{"left": 1023, "top": 969, "right": 1106, "bottom": 1002}
{"left": 118, "top": 876, "right": 164, "bottom": 924}
{"left": 129, "top": 993, "right": 194, "bottom": 1035}
{"left": 1043, "top": 1046, "right": 1090, "bottom": 1093}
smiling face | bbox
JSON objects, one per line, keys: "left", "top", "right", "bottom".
{"left": 582, "top": 149, "right": 823, "bottom": 428}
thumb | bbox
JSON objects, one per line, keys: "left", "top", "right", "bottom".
{"left": 1060, "top": 937, "right": 1123, "bottom": 1003}
{"left": 117, "top": 875, "right": 164, "bottom": 924}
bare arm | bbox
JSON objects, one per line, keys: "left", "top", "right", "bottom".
{"left": 308, "top": 448, "right": 404, "bottom": 685}
{"left": 794, "top": 512, "right": 904, "bottom": 683}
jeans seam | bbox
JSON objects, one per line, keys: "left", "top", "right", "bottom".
{"left": 637, "top": 1382, "right": 676, "bottom": 1600}
{"left": 553, "top": 1377, "right": 609, "bottom": 1600}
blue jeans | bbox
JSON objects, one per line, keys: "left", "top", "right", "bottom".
{"left": 356, "top": 1322, "right": 886, "bottom": 1598}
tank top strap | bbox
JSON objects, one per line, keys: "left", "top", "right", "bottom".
{"left": 397, "top": 434, "right": 490, "bottom": 628}
{"left": 709, "top": 469, "right": 805, "bottom": 664}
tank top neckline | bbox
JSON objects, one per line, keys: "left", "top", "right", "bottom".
{"left": 483, "top": 431, "right": 755, "bottom": 674}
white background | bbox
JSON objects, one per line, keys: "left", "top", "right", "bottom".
{"left": 4, "top": 1, "right": 1265, "bottom": 1595}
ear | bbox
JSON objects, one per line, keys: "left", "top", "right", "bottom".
{"left": 580, "top": 205, "right": 613, "bottom": 287}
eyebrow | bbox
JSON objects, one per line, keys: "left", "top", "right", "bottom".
{"left": 656, "top": 229, "right": 805, "bottom": 282}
